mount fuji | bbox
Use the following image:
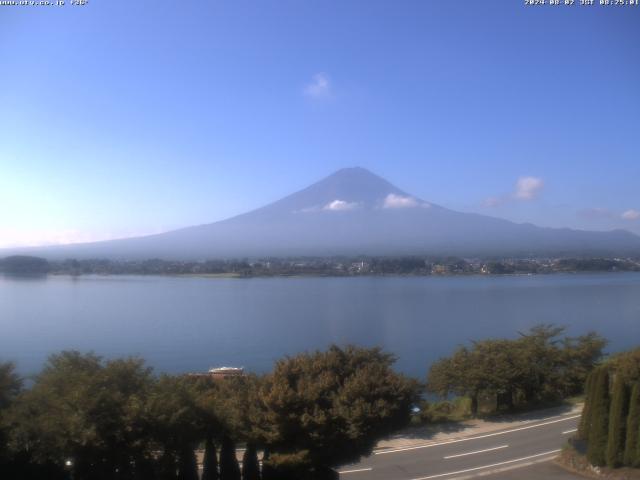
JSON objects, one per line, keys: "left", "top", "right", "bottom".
{"left": 7, "top": 167, "right": 640, "bottom": 259}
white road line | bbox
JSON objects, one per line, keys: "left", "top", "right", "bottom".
{"left": 410, "top": 449, "right": 562, "bottom": 480}
{"left": 562, "top": 428, "right": 578, "bottom": 434}
{"left": 375, "top": 415, "right": 580, "bottom": 455}
{"left": 443, "top": 444, "right": 509, "bottom": 459}
{"left": 338, "top": 467, "right": 373, "bottom": 474}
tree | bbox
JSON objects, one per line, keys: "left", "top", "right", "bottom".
{"left": 147, "top": 375, "right": 206, "bottom": 480}
{"left": 5, "top": 352, "right": 156, "bottom": 480}
{"left": 177, "top": 447, "right": 199, "bottom": 480}
{"left": 559, "top": 332, "right": 607, "bottom": 397}
{"left": 202, "top": 435, "right": 219, "bottom": 480}
{"left": 0, "top": 256, "right": 50, "bottom": 275}
{"left": 578, "top": 370, "right": 595, "bottom": 441}
{"left": 242, "top": 443, "right": 260, "bottom": 480}
{"left": 587, "top": 367, "right": 610, "bottom": 466}
{"left": 255, "top": 345, "right": 420, "bottom": 473}
{"left": 0, "top": 362, "right": 22, "bottom": 411}
{"left": 260, "top": 450, "right": 277, "bottom": 480}
{"left": 623, "top": 383, "right": 640, "bottom": 467}
{"left": 609, "top": 349, "right": 640, "bottom": 385}
{"left": 0, "top": 362, "right": 22, "bottom": 470}
{"left": 219, "top": 435, "right": 241, "bottom": 480}
{"left": 427, "top": 325, "right": 606, "bottom": 415}
{"left": 427, "top": 347, "right": 482, "bottom": 415}
{"left": 606, "top": 375, "right": 629, "bottom": 468}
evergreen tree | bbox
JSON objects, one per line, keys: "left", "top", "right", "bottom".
{"left": 578, "top": 370, "right": 595, "bottom": 441}
{"left": 260, "top": 450, "right": 276, "bottom": 480}
{"left": 202, "top": 436, "right": 219, "bottom": 480}
{"left": 623, "top": 383, "right": 640, "bottom": 467}
{"left": 587, "top": 367, "right": 610, "bottom": 466}
{"left": 606, "top": 375, "right": 629, "bottom": 468}
{"left": 219, "top": 436, "right": 241, "bottom": 480}
{"left": 241, "top": 443, "right": 260, "bottom": 480}
{"left": 177, "top": 447, "right": 199, "bottom": 480}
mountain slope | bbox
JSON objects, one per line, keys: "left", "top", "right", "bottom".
{"left": 6, "top": 167, "right": 640, "bottom": 259}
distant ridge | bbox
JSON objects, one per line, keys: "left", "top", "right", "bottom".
{"left": 4, "top": 167, "right": 640, "bottom": 260}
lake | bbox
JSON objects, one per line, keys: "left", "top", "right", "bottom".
{"left": 1, "top": 273, "right": 639, "bottom": 378}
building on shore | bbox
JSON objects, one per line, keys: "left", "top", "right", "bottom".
{"left": 187, "top": 366, "right": 245, "bottom": 381}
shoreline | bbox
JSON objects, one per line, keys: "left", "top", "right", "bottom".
{"left": 36, "top": 270, "right": 640, "bottom": 280}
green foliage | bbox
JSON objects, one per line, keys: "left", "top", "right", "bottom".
{"left": 219, "top": 435, "right": 241, "bottom": 480}
{"left": 608, "top": 349, "right": 640, "bottom": 385}
{"left": 0, "top": 362, "right": 22, "bottom": 468}
{"left": 0, "top": 256, "right": 50, "bottom": 275}
{"left": 606, "top": 375, "right": 630, "bottom": 467}
{"left": 427, "top": 325, "right": 606, "bottom": 414}
{"left": 577, "top": 370, "right": 595, "bottom": 441}
{"left": 623, "top": 383, "right": 640, "bottom": 467}
{"left": 587, "top": 367, "right": 610, "bottom": 466}
{"left": 6, "top": 352, "right": 156, "bottom": 479}
{"left": 147, "top": 375, "right": 205, "bottom": 453}
{"left": 241, "top": 443, "right": 260, "bottom": 480}
{"left": 255, "top": 345, "right": 420, "bottom": 470}
{"left": 0, "top": 362, "right": 22, "bottom": 411}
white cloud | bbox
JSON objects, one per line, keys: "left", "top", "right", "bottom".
{"left": 323, "top": 199, "right": 359, "bottom": 211}
{"left": 622, "top": 209, "right": 640, "bottom": 221}
{"left": 383, "top": 193, "right": 419, "bottom": 209}
{"left": 482, "top": 176, "right": 544, "bottom": 208}
{"left": 303, "top": 73, "right": 331, "bottom": 98}
{"left": 514, "top": 176, "right": 544, "bottom": 200}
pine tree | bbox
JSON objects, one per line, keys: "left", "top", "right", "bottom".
{"left": 606, "top": 375, "right": 629, "bottom": 468}
{"left": 242, "top": 443, "right": 260, "bottom": 480}
{"left": 624, "top": 383, "right": 640, "bottom": 467}
{"left": 578, "top": 370, "right": 595, "bottom": 441}
{"left": 587, "top": 367, "right": 610, "bottom": 466}
{"left": 202, "top": 436, "right": 220, "bottom": 480}
{"left": 220, "top": 435, "right": 241, "bottom": 480}
{"left": 177, "top": 447, "right": 199, "bottom": 480}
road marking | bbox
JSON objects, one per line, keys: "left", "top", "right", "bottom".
{"left": 443, "top": 444, "right": 509, "bottom": 459}
{"left": 409, "top": 449, "right": 562, "bottom": 480}
{"left": 375, "top": 415, "right": 580, "bottom": 455}
{"left": 338, "top": 467, "right": 373, "bottom": 474}
{"left": 562, "top": 428, "right": 578, "bottom": 434}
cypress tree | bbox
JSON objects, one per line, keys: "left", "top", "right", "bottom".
{"left": 624, "top": 383, "right": 640, "bottom": 467}
{"left": 219, "top": 436, "right": 241, "bottom": 480}
{"left": 202, "top": 436, "right": 219, "bottom": 480}
{"left": 587, "top": 367, "right": 610, "bottom": 466}
{"left": 242, "top": 443, "right": 260, "bottom": 480}
{"left": 260, "top": 450, "right": 277, "bottom": 480}
{"left": 578, "top": 370, "right": 595, "bottom": 441}
{"left": 606, "top": 375, "right": 629, "bottom": 468}
{"left": 177, "top": 447, "right": 199, "bottom": 480}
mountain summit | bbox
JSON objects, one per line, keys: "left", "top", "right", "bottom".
{"left": 8, "top": 168, "right": 640, "bottom": 259}
{"left": 239, "top": 167, "right": 432, "bottom": 218}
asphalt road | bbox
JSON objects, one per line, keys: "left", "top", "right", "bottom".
{"left": 338, "top": 412, "right": 580, "bottom": 480}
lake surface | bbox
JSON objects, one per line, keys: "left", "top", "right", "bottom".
{"left": 1, "top": 273, "right": 639, "bottom": 378}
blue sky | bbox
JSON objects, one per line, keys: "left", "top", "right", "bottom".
{"left": 1, "top": 0, "right": 639, "bottom": 247}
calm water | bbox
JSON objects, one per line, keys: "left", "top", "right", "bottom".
{"left": 1, "top": 273, "right": 639, "bottom": 378}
